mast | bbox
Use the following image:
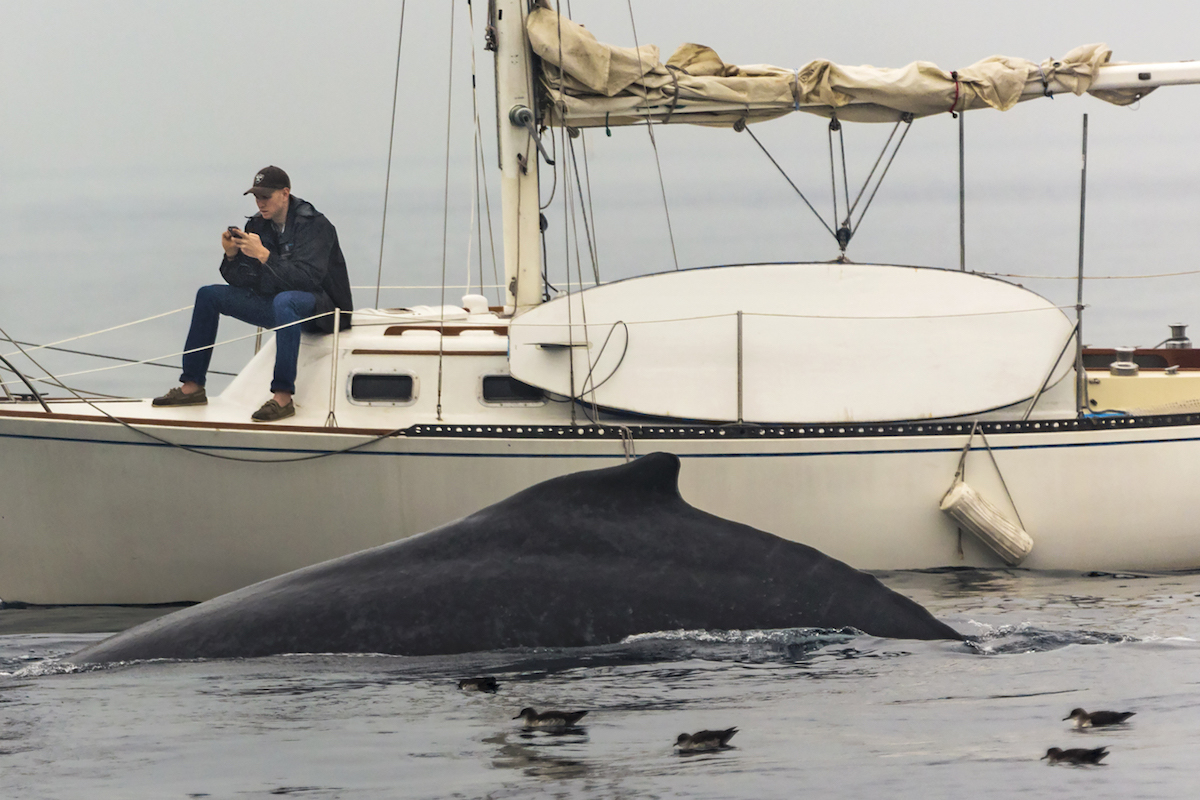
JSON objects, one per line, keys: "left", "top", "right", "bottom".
{"left": 493, "top": 0, "right": 544, "bottom": 315}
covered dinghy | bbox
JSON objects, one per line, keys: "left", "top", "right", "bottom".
{"left": 508, "top": 264, "right": 1075, "bottom": 423}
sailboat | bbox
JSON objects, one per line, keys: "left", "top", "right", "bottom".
{"left": 5, "top": 1, "right": 1200, "bottom": 604}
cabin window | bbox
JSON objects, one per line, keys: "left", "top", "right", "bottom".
{"left": 480, "top": 374, "right": 544, "bottom": 406}
{"left": 348, "top": 371, "right": 417, "bottom": 406}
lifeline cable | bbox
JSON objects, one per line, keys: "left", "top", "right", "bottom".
{"left": 1, "top": 316, "right": 411, "bottom": 464}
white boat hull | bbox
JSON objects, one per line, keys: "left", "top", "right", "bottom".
{"left": 3, "top": 408, "right": 1199, "bottom": 603}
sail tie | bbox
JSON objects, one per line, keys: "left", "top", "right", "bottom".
{"left": 948, "top": 70, "right": 961, "bottom": 118}
{"left": 1037, "top": 65, "right": 1055, "bottom": 98}
{"left": 662, "top": 65, "right": 682, "bottom": 124}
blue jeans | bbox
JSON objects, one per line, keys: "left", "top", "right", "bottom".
{"left": 180, "top": 285, "right": 316, "bottom": 395}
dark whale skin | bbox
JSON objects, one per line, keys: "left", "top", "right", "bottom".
{"left": 70, "top": 452, "right": 961, "bottom": 663}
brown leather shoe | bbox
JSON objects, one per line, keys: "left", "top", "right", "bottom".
{"left": 152, "top": 386, "right": 207, "bottom": 407}
{"left": 251, "top": 398, "right": 295, "bottom": 422}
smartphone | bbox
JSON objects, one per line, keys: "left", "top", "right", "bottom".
{"left": 227, "top": 226, "right": 243, "bottom": 238}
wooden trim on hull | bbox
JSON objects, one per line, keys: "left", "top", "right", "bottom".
{"left": 383, "top": 324, "right": 509, "bottom": 336}
{"left": 351, "top": 349, "right": 507, "bottom": 357}
{"left": 0, "top": 406, "right": 389, "bottom": 436}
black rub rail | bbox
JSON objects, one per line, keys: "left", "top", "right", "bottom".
{"left": 407, "top": 413, "right": 1200, "bottom": 440}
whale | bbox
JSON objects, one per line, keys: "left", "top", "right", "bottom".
{"left": 70, "top": 452, "right": 961, "bottom": 663}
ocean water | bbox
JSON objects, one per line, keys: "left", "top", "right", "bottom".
{"left": 2, "top": 569, "right": 1198, "bottom": 799}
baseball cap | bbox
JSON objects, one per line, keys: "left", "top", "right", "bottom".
{"left": 244, "top": 166, "right": 291, "bottom": 196}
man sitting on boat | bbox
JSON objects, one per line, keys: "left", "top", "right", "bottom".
{"left": 153, "top": 166, "right": 353, "bottom": 422}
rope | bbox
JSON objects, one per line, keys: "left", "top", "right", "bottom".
{"left": 3, "top": 319, "right": 405, "bottom": 463}
{"left": 467, "top": 0, "right": 482, "bottom": 299}
{"left": 0, "top": 304, "right": 194, "bottom": 359}
{"left": 0, "top": 311, "right": 332, "bottom": 388}
{"left": 466, "top": 0, "right": 500, "bottom": 303}
{"left": 625, "top": 0, "right": 680, "bottom": 270}
{"left": 662, "top": 65, "right": 682, "bottom": 124}
{"left": 743, "top": 126, "right": 836, "bottom": 239}
{"left": 618, "top": 424, "right": 636, "bottom": 462}
{"left": 847, "top": 117, "right": 904, "bottom": 219}
{"left": 559, "top": 110, "right": 579, "bottom": 423}
{"left": 568, "top": 135, "right": 601, "bottom": 285}
{"left": 579, "top": 130, "right": 601, "bottom": 283}
{"left": 850, "top": 114, "right": 913, "bottom": 237}
{"left": 375, "top": 0, "right": 408, "bottom": 309}
{"left": 836, "top": 119, "right": 850, "bottom": 226}
{"left": 0, "top": 336, "right": 236, "bottom": 376}
{"left": 539, "top": 117, "right": 558, "bottom": 210}
{"left": 954, "top": 421, "right": 1027, "bottom": 531}
{"left": 948, "top": 70, "right": 961, "bottom": 117}
{"left": 978, "top": 269, "right": 1200, "bottom": 280}
{"left": 435, "top": 0, "right": 456, "bottom": 421}
{"left": 827, "top": 116, "right": 840, "bottom": 234}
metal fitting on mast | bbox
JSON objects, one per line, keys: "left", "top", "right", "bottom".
{"left": 509, "top": 105, "right": 555, "bottom": 165}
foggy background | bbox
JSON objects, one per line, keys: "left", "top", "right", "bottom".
{"left": 3, "top": 0, "right": 1199, "bottom": 397}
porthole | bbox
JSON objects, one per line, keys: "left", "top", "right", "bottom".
{"left": 347, "top": 371, "right": 417, "bottom": 406}
{"left": 479, "top": 374, "right": 545, "bottom": 407}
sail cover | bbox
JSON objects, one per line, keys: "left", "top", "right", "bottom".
{"left": 526, "top": 5, "right": 1147, "bottom": 128}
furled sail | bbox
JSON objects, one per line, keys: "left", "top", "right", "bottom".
{"left": 526, "top": 5, "right": 1150, "bottom": 128}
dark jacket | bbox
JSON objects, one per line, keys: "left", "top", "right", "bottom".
{"left": 220, "top": 196, "right": 353, "bottom": 333}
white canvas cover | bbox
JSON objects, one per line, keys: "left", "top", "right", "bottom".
{"left": 526, "top": 5, "right": 1146, "bottom": 128}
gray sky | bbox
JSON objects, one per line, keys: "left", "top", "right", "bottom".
{"left": 3, "top": 1, "right": 1200, "bottom": 395}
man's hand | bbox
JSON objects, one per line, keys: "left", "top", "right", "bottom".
{"left": 221, "top": 227, "right": 241, "bottom": 258}
{"left": 233, "top": 231, "right": 271, "bottom": 264}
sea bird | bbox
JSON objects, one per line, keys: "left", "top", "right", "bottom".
{"left": 674, "top": 727, "right": 739, "bottom": 752}
{"left": 1042, "top": 746, "right": 1109, "bottom": 766}
{"left": 1064, "top": 708, "right": 1135, "bottom": 728}
{"left": 513, "top": 707, "right": 588, "bottom": 729}
{"left": 457, "top": 676, "right": 499, "bottom": 693}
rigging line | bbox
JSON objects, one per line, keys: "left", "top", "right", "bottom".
{"left": 542, "top": 4, "right": 564, "bottom": 213}
{"left": 556, "top": 110, "right": 580, "bottom": 423}
{"left": 473, "top": 112, "right": 501, "bottom": 305}
{"left": 467, "top": 0, "right": 483, "bottom": 296}
{"left": 645, "top": 120, "right": 681, "bottom": 271}
{"left": 6, "top": 311, "right": 334, "bottom": 384}
{"left": 743, "top": 127, "right": 836, "bottom": 239}
{"left": 565, "top": 132, "right": 601, "bottom": 418}
{"left": 827, "top": 119, "right": 840, "bottom": 231}
{"left": 0, "top": 337, "right": 236, "bottom": 376}
{"left": 0, "top": 304, "right": 194, "bottom": 360}
{"left": 625, "top": 0, "right": 680, "bottom": 270}
{"left": 375, "top": 0, "right": 408, "bottom": 310}
{"left": 466, "top": 0, "right": 498, "bottom": 303}
{"left": 980, "top": 269, "right": 1200, "bottom": 280}
{"left": 837, "top": 121, "right": 850, "bottom": 224}
{"left": 846, "top": 118, "right": 902, "bottom": 218}
{"left": 4, "top": 320, "right": 409, "bottom": 462}
{"left": 466, "top": 125, "right": 480, "bottom": 293}
{"left": 568, "top": 135, "right": 601, "bottom": 285}
{"left": 539, "top": 116, "right": 559, "bottom": 209}
{"left": 472, "top": 128, "right": 485, "bottom": 296}
{"left": 0, "top": 375, "right": 135, "bottom": 400}
{"left": 580, "top": 130, "right": 601, "bottom": 282}
{"left": 850, "top": 116, "right": 913, "bottom": 236}
{"left": 436, "top": 0, "right": 456, "bottom": 421}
